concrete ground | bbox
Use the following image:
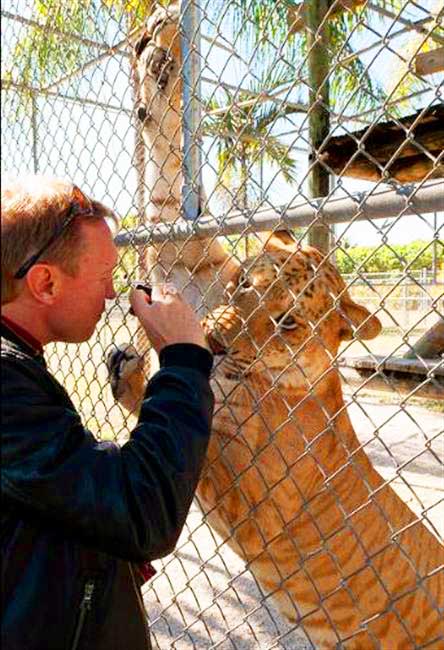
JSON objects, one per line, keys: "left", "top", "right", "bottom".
{"left": 143, "top": 397, "right": 443, "bottom": 650}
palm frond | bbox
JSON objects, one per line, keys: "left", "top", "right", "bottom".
{"left": 4, "top": 0, "right": 151, "bottom": 92}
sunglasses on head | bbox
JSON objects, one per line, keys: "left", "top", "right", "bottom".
{"left": 14, "top": 186, "right": 95, "bottom": 280}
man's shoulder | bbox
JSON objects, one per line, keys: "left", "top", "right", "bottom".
{"left": 1, "top": 335, "right": 52, "bottom": 393}
{"left": 1, "top": 334, "right": 29, "bottom": 361}
{"left": 1, "top": 338, "right": 75, "bottom": 410}
{"left": 1, "top": 334, "right": 41, "bottom": 366}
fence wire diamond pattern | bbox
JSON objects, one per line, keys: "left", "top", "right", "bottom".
{"left": 2, "top": 1, "right": 443, "bottom": 648}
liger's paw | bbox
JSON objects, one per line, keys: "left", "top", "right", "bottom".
{"left": 145, "top": 2, "right": 180, "bottom": 39}
{"left": 136, "top": 2, "right": 179, "bottom": 90}
{"left": 147, "top": 45, "right": 175, "bottom": 89}
{"left": 106, "top": 344, "right": 145, "bottom": 414}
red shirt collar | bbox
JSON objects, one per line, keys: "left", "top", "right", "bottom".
{"left": 1, "top": 315, "right": 44, "bottom": 355}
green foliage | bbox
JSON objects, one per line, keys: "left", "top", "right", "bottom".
{"left": 113, "top": 213, "right": 139, "bottom": 293}
{"left": 7, "top": 0, "right": 416, "bottom": 125}
{"left": 387, "top": 0, "right": 444, "bottom": 107}
{"left": 102, "top": 0, "right": 154, "bottom": 24}
{"left": 227, "top": 0, "right": 404, "bottom": 114}
{"left": 328, "top": 20, "right": 392, "bottom": 115}
{"left": 5, "top": 0, "right": 152, "bottom": 96}
{"left": 203, "top": 63, "right": 299, "bottom": 208}
{"left": 336, "top": 240, "right": 444, "bottom": 275}
{"left": 8, "top": 1, "right": 95, "bottom": 89}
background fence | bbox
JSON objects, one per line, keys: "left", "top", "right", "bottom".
{"left": 2, "top": 0, "right": 443, "bottom": 648}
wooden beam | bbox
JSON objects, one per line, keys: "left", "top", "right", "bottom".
{"left": 415, "top": 47, "right": 444, "bottom": 76}
{"left": 342, "top": 354, "right": 444, "bottom": 376}
{"left": 327, "top": 154, "right": 444, "bottom": 183}
{"left": 339, "top": 360, "right": 444, "bottom": 401}
{"left": 323, "top": 128, "right": 444, "bottom": 166}
{"left": 320, "top": 105, "right": 444, "bottom": 183}
{"left": 387, "top": 156, "right": 444, "bottom": 183}
{"left": 287, "top": 0, "right": 366, "bottom": 34}
{"left": 403, "top": 320, "right": 444, "bottom": 360}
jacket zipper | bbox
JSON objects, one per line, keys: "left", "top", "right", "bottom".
{"left": 71, "top": 579, "right": 95, "bottom": 650}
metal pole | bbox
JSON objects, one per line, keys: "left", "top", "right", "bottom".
{"left": 31, "top": 94, "right": 38, "bottom": 174}
{"left": 125, "top": 9, "right": 147, "bottom": 281}
{"left": 114, "top": 181, "right": 444, "bottom": 246}
{"left": 181, "top": 0, "right": 202, "bottom": 221}
{"left": 432, "top": 212, "right": 437, "bottom": 284}
{"left": 307, "top": 0, "right": 331, "bottom": 253}
{"left": 126, "top": 10, "right": 145, "bottom": 228}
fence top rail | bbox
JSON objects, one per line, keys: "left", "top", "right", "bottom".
{"left": 114, "top": 180, "right": 443, "bottom": 247}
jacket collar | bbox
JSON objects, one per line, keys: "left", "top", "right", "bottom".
{"left": 1, "top": 315, "right": 44, "bottom": 357}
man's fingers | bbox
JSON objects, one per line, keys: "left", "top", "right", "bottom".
{"left": 128, "top": 283, "right": 208, "bottom": 353}
{"left": 130, "top": 283, "right": 179, "bottom": 308}
{"left": 130, "top": 284, "right": 181, "bottom": 319}
{"left": 130, "top": 287, "right": 153, "bottom": 314}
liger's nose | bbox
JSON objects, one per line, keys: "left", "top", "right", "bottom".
{"left": 206, "top": 332, "right": 227, "bottom": 356}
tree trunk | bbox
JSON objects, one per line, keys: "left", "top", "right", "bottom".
{"left": 307, "top": 0, "right": 331, "bottom": 254}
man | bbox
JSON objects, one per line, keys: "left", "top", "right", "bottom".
{"left": 1, "top": 176, "right": 214, "bottom": 650}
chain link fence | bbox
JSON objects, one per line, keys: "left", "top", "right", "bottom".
{"left": 2, "top": 0, "right": 443, "bottom": 648}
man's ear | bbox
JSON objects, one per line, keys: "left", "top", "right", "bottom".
{"left": 338, "top": 291, "right": 382, "bottom": 341}
{"left": 25, "top": 264, "right": 61, "bottom": 305}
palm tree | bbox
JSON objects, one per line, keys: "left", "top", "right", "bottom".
{"left": 3, "top": 1, "right": 153, "bottom": 93}
{"left": 213, "top": 0, "right": 402, "bottom": 114}
{"left": 5, "top": 0, "right": 408, "bottom": 256}
{"left": 202, "top": 66, "right": 299, "bottom": 255}
{"left": 6, "top": 0, "right": 406, "bottom": 114}
{"left": 203, "top": 0, "right": 402, "bottom": 251}
{"left": 204, "top": 77, "right": 298, "bottom": 210}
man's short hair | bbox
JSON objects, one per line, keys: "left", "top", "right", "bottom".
{"left": 1, "top": 175, "right": 118, "bottom": 304}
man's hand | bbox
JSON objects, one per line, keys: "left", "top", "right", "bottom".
{"left": 130, "top": 284, "right": 208, "bottom": 354}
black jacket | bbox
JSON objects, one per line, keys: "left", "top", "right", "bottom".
{"left": 1, "top": 322, "right": 214, "bottom": 650}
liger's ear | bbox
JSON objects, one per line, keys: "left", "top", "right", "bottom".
{"left": 338, "top": 292, "right": 382, "bottom": 341}
{"left": 258, "top": 230, "right": 299, "bottom": 254}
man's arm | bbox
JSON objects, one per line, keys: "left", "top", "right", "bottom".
{"left": 1, "top": 344, "right": 213, "bottom": 562}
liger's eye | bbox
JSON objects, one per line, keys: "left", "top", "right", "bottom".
{"left": 238, "top": 273, "right": 252, "bottom": 290}
{"left": 275, "top": 313, "right": 298, "bottom": 330}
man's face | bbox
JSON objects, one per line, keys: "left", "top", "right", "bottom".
{"left": 48, "top": 219, "right": 119, "bottom": 343}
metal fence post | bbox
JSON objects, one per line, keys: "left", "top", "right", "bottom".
{"left": 433, "top": 212, "right": 438, "bottom": 283}
{"left": 181, "top": 0, "right": 202, "bottom": 221}
{"left": 31, "top": 94, "right": 38, "bottom": 173}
